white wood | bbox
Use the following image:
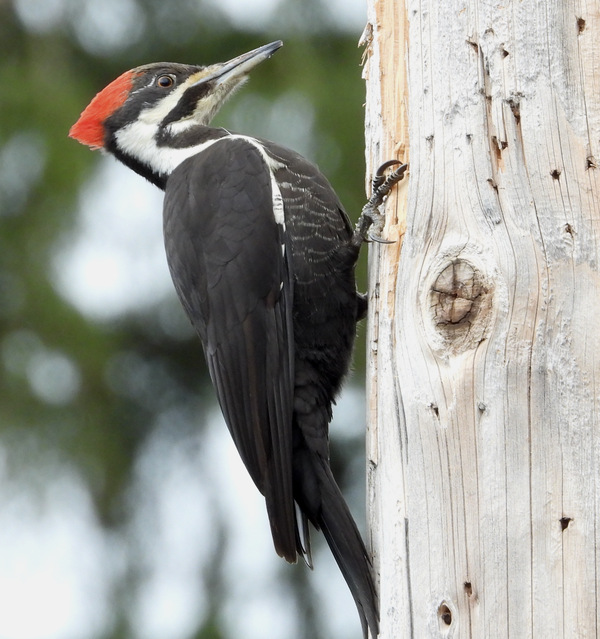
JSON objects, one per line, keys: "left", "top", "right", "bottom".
{"left": 362, "top": 1, "right": 600, "bottom": 637}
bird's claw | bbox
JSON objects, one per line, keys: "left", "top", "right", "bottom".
{"left": 352, "top": 160, "right": 408, "bottom": 246}
{"left": 371, "top": 160, "right": 408, "bottom": 203}
{"left": 367, "top": 231, "right": 395, "bottom": 244}
{"left": 372, "top": 159, "right": 405, "bottom": 193}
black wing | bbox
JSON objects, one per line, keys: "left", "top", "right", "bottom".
{"left": 162, "top": 137, "right": 298, "bottom": 561}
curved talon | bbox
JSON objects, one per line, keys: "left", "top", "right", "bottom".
{"left": 372, "top": 161, "right": 408, "bottom": 195}
{"left": 368, "top": 232, "right": 396, "bottom": 244}
{"left": 375, "top": 159, "right": 403, "bottom": 178}
{"left": 389, "top": 162, "right": 408, "bottom": 182}
{"left": 372, "top": 160, "right": 403, "bottom": 191}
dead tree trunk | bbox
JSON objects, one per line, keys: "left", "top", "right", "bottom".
{"left": 361, "top": 1, "right": 600, "bottom": 637}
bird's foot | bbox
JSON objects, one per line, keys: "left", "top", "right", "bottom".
{"left": 352, "top": 160, "right": 408, "bottom": 246}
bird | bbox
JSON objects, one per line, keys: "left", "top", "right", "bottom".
{"left": 69, "top": 40, "right": 406, "bottom": 638}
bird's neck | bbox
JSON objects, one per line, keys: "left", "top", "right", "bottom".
{"left": 109, "top": 122, "right": 230, "bottom": 190}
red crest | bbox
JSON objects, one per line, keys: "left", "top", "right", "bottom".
{"left": 69, "top": 70, "right": 136, "bottom": 149}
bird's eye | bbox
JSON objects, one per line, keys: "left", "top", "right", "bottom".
{"left": 156, "top": 75, "right": 175, "bottom": 88}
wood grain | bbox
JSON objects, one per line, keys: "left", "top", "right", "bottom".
{"left": 363, "top": 1, "right": 600, "bottom": 637}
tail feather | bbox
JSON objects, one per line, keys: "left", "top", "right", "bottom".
{"left": 296, "top": 452, "right": 379, "bottom": 638}
{"left": 295, "top": 500, "right": 313, "bottom": 568}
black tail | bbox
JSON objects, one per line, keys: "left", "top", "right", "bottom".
{"left": 294, "top": 451, "right": 379, "bottom": 638}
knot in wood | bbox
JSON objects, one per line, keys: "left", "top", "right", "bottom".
{"left": 425, "top": 257, "right": 493, "bottom": 355}
{"left": 431, "top": 260, "right": 483, "bottom": 326}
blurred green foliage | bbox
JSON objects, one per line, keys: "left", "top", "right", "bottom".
{"left": 0, "top": 1, "right": 370, "bottom": 638}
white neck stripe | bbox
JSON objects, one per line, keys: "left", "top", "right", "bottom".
{"left": 114, "top": 128, "right": 286, "bottom": 225}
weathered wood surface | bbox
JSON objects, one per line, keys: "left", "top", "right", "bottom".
{"left": 362, "top": 1, "right": 600, "bottom": 637}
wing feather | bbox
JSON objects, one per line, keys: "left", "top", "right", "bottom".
{"left": 163, "top": 137, "right": 297, "bottom": 561}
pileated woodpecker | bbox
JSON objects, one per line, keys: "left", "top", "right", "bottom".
{"left": 70, "top": 41, "right": 405, "bottom": 638}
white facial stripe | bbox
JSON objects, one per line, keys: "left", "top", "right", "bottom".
{"left": 114, "top": 73, "right": 234, "bottom": 177}
{"left": 115, "top": 121, "right": 218, "bottom": 177}
{"left": 136, "top": 79, "right": 190, "bottom": 124}
{"left": 114, "top": 75, "right": 200, "bottom": 176}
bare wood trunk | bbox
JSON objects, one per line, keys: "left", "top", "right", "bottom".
{"left": 362, "top": 1, "right": 600, "bottom": 637}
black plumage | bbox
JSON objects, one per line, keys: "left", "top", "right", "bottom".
{"left": 163, "top": 135, "right": 377, "bottom": 635}
{"left": 68, "top": 42, "right": 404, "bottom": 639}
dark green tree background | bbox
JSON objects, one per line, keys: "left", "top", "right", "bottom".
{"left": 0, "top": 1, "right": 371, "bottom": 638}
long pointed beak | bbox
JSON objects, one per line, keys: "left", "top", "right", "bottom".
{"left": 193, "top": 40, "right": 283, "bottom": 87}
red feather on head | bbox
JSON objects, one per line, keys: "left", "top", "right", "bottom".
{"left": 69, "top": 70, "right": 136, "bottom": 149}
